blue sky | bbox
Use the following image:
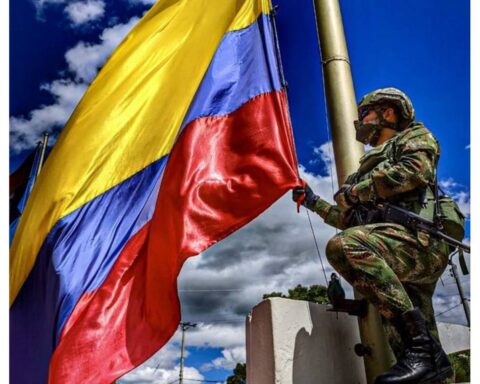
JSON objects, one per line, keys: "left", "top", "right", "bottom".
{"left": 10, "top": 0, "right": 471, "bottom": 186}
{"left": 9, "top": 0, "right": 470, "bottom": 383}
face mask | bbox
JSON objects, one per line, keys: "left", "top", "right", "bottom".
{"left": 354, "top": 119, "right": 382, "bottom": 145}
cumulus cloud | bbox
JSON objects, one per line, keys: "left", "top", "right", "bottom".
{"left": 438, "top": 178, "right": 460, "bottom": 190}
{"left": 64, "top": 0, "right": 105, "bottom": 26}
{"left": 118, "top": 342, "right": 203, "bottom": 384}
{"left": 119, "top": 323, "right": 248, "bottom": 381}
{"left": 119, "top": 365, "right": 203, "bottom": 384}
{"left": 10, "top": 18, "right": 138, "bottom": 153}
{"left": 32, "top": 0, "right": 106, "bottom": 25}
{"left": 10, "top": 80, "right": 87, "bottom": 152}
{"left": 65, "top": 17, "right": 139, "bottom": 82}
{"left": 176, "top": 323, "right": 246, "bottom": 350}
{"left": 201, "top": 347, "right": 246, "bottom": 371}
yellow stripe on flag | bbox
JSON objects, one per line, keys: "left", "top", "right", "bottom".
{"left": 10, "top": 0, "right": 272, "bottom": 305}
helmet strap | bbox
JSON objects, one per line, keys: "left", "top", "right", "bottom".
{"left": 373, "top": 107, "right": 398, "bottom": 130}
{"left": 369, "top": 129, "right": 382, "bottom": 147}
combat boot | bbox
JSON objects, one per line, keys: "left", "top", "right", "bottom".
{"left": 374, "top": 308, "right": 453, "bottom": 384}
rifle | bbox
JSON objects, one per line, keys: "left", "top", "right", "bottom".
{"left": 377, "top": 203, "right": 470, "bottom": 253}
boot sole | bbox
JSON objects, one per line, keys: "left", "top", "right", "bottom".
{"left": 418, "top": 366, "right": 454, "bottom": 383}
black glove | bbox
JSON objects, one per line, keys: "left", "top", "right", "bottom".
{"left": 292, "top": 182, "right": 319, "bottom": 211}
{"left": 333, "top": 184, "right": 359, "bottom": 210}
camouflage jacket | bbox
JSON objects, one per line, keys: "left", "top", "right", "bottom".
{"left": 314, "top": 122, "right": 440, "bottom": 230}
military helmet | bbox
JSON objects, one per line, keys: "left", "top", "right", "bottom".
{"left": 357, "top": 87, "right": 415, "bottom": 128}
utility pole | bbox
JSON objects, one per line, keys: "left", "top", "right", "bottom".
{"left": 179, "top": 322, "right": 196, "bottom": 384}
{"left": 312, "top": 0, "right": 395, "bottom": 382}
{"left": 449, "top": 252, "right": 470, "bottom": 327}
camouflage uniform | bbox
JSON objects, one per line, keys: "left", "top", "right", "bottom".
{"left": 312, "top": 122, "right": 450, "bottom": 355}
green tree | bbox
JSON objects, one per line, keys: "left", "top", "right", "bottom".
{"left": 263, "top": 284, "right": 329, "bottom": 304}
{"left": 447, "top": 349, "right": 470, "bottom": 383}
{"left": 226, "top": 362, "right": 246, "bottom": 384}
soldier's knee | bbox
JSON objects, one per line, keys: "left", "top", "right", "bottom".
{"left": 326, "top": 234, "right": 346, "bottom": 267}
{"left": 327, "top": 228, "right": 368, "bottom": 268}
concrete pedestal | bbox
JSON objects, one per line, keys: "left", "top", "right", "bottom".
{"left": 437, "top": 322, "right": 470, "bottom": 354}
{"left": 246, "top": 298, "right": 367, "bottom": 384}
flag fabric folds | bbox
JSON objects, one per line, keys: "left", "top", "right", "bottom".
{"left": 10, "top": 0, "right": 298, "bottom": 383}
{"left": 10, "top": 141, "right": 50, "bottom": 243}
{"left": 9, "top": 145, "right": 41, "bottom": 235}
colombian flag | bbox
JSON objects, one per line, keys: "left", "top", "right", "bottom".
{"left": 10, "top": 0, "right": 298, "bottom": 382}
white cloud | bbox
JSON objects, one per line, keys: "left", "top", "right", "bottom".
{"left": 119, "top": 365, "right": 203, "bottom": 384}
{"left": 118, "top": 342, "right": 203, "bottom": 384}
{"left": 438, "top": 177, "right": 460, "bottom": 190}
{"left": 10, "top": 80, "right": 87, "bottom": 152}
{"left": 32, "top": 0, "right": 104, "bottom": 24}
{"left": 177, "top": 323, "right": 246, "bottom": 350}
{"left": 201, "top": 347, "right": 246, "bottom": 372}
{"left": 139, "top": 342, "right": 183, "bottom": 371}
{"left": 64, "top": 0, "right": 105, "bottom": 26}
{"left": 310, "top": 141, "right": 338, "bottom": 181}
{"left": 65, "top": 17, "right": 139, "bottom": 82}
{"left": 10, "top": 18, "right": 138, "bottom": 153}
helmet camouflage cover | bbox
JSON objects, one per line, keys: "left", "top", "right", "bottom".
{"left": 357, "top": 87, "right": 415, "bottom": 128}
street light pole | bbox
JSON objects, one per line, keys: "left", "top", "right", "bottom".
{"left": 179, "top": 322, "right": 197, "bottom": 384}
{"left": 449, "top": 253, "right": 470, "bottom": 327}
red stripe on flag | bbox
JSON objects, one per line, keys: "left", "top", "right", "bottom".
{"left": 49, "top": 222, "right": 181, "bottom": 383}
{"left": 49, "top": 90, "right": 298, "bottom": 383}
{"left": 150, "top": 90, "right": 299, "bottom": 263}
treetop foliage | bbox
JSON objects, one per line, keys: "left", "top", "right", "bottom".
{"left": 262, "top": 284, "right": 329, "bottom": 305}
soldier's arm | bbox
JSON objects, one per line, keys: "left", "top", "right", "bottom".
{"left": 354, "top": 130, "right": 438, "bottom": 201}
{"left": 311, "top": 198, "right": 348, "bottom": 230}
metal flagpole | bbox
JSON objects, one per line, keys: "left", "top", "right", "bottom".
{"left": 36, "top": 132, "right": 49, "bottom": 178}
{"left": 311, "top": 0, "right": 395, "bottom": 382}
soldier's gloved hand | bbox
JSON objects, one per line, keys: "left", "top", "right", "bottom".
{"left": 334, "top": 184, "right": 359, "bottom": 210}
{"left": 292, "top": 182, "right": 319, "bottom": 211}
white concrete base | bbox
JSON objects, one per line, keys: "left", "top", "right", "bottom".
{"left": 437, "top": 322, "right": 470, "bottom": 354}
{"left": 246, "top": 298, "right": 367, "bottom": 384}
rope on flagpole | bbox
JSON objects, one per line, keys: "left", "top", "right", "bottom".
{"left": 306, "top": 210, "right": 329, "bottom": 286}
{"left": 270, "top": 4, "right": 331, "bottom": 288}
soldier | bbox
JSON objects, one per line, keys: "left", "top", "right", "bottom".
{"left": 293, "top": 88, "right": 462, "bottom": 383}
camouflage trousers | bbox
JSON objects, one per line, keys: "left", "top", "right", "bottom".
{"left": 325, "top": 223, "right": 450, "bottom": 356}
